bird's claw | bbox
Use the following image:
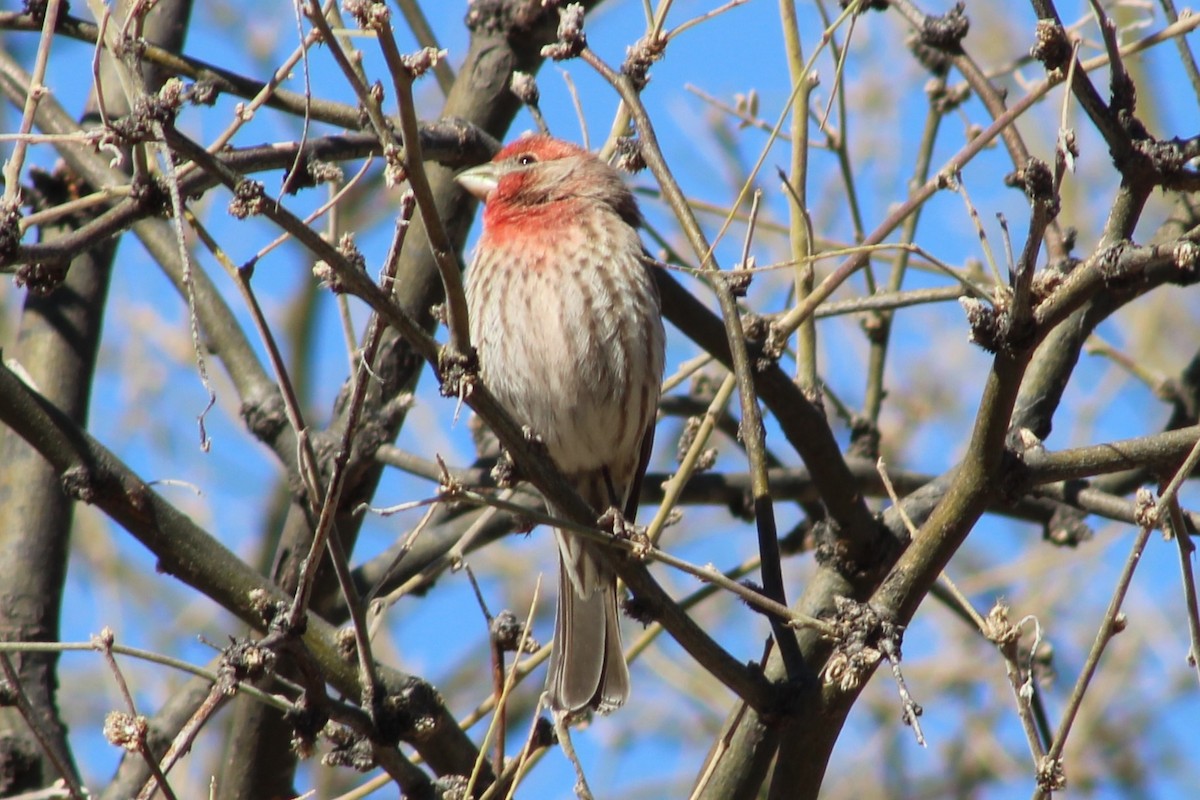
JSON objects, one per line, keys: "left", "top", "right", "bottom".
{"left": 597, "top": 507, "right": 652, "bottom": 559}
{"left": 597, "top": 506, "right": 631, "bottom": 537}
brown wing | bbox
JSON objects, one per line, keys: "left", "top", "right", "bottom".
{"left": 622, "top": 420, "right": 657, "bottom": 521}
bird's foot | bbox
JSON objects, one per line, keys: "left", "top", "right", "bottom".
{"left": 597, "top": 507, "right": 651, "bottom": 559}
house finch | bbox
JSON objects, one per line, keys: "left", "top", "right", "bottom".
{"left": 456, "top": 135, "right": 665, "bottom": 715}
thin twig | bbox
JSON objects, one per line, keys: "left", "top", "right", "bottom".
{"left": 644, "top": 372, "right": 736, "bottom": 544}
{"left": 1034, "top": 490, "right": 1158, "bottom": 799}
{"left": 465, "top": 577, "right": 543, "bottom": 799}
{"left": 0, "top": 654, "right": 87, "bottom": 800}
{"left": 93, "top": 629, "right": 178, "bottom": 800}
{"left": 0, "top": 0, "right": 64, "bottom": 207}
{"left": 778, "top": 0, "right": 818, "bottom": 390}
{"left": 372, "top": 19, "right": 471, "bottom": 353}
{"left": 1166, "top": 496, "right": 1200, "bottom": 686}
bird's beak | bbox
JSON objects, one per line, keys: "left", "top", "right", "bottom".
{"left": 455, "top": 161, "right": 499, "bottom": 202}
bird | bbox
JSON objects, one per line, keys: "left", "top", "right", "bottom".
{"left": 456, "top": 134, "right": 665, "bottom": 715}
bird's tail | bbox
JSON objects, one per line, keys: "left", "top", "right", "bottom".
{"left": 546, "top": 534, "right": 629, "bottom": 715}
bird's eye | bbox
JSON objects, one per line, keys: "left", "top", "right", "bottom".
{"left": 516, "top": 153, "right": 538, "bottom": 166}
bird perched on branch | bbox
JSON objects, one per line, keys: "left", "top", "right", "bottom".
{"left": 457, "top": 134, "right": 665, "bottom": 716}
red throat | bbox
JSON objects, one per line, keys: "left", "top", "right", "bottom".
{"left": 480, "top": 201, "right": 578, "bottom": 271}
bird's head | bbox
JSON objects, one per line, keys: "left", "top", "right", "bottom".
{"left": 455, "top": 134, "right": 641, "bottom": 228}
